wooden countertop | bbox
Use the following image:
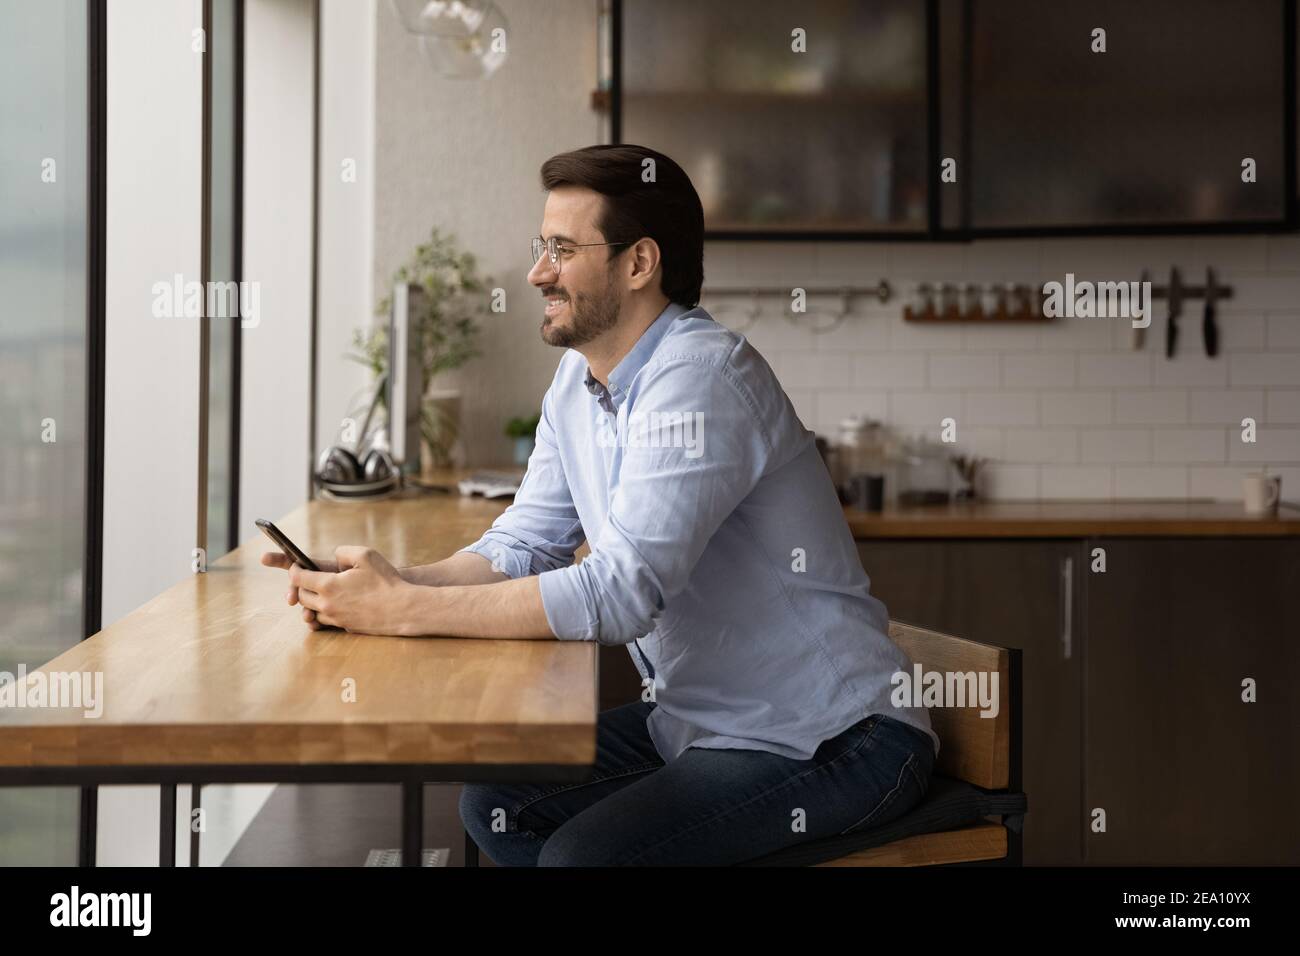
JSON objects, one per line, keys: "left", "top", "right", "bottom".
{"left": 845, "top": 500, "right": 1300, "bottom": 538}
{"left": 0, "top": 486, "right": 597, "bottom": 770}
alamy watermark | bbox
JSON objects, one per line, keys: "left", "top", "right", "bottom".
{"left": 0, "top": 666, "right": 103, "bottom": 718}
{"left": 1042, "top": 272, "right": 1151, "bottom": 328}
{"left": 891, "top": 664, "right": 999, "bottom": 719}
{"left": 151, "top": 273, "right": 261, "bottom": 328}
{"left": 596, "top": 410, "right": 705, "bottom": 459}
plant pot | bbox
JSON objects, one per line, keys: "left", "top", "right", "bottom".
{"left": 421, "top": 389, "right": 461, "bottom": 470}
{"left": 512, "top": 435, "right": 535, "bottom": 466}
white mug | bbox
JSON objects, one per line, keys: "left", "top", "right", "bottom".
{"left": 1242, "top": 473, "right": 1281, "bottom": 514}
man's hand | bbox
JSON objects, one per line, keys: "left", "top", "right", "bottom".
{"left": 288, "top": 546, "right": 414, "bottom": 635}
{"left": 261, "top": 550, "right": 339, "bottom": 625}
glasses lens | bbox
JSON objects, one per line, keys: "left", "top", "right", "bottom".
{"left": 531, "top": 237, "right": 561, "bottom": 275}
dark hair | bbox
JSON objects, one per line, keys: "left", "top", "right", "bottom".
{"left": 539, "top": 144, "right": 704, "bottom": 307}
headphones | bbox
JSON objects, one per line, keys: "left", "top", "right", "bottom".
{"left": 314, "top": 377, "right": 402, "bottom": 498}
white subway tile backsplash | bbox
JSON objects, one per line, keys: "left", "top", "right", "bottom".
{"left": 854, "top": 353, "right": 927, "bottom": 389}
{"left": 1039, "top": 315, "right": 1115, "bottom": 351}
{"left": 961, "top": 324, "right": 1042, "bottom": 352}
{"left": 1189, "top": 236, "right": 1269, "bottom": 273}
{"left": 1114, "top": 390, "right": 1188, "bottom": 424}
{"left": 1188, "top": 465, "right": 1251, "bottom": 501}
{"left": 929, "top": 353, "right": 999, "bottom": 388}
{"left": 1188, "top": 389, "right": 1265, "bottom": 424}
{"left": 1215, "top": 312, "right": 1266, "bottom": 351}
{"left": 785, "top": 388, "right": 818, "bottom": 431}
{"left": 976, "top": 463, "right": 1039, "bottom": 500}
{"left": 887, "top": 243, "right": 968, "bottom": 277}
{"left": 1229, "top": 275, "right": 1300, "bottom": 311}
{"left": 1266, "top": 390, "right": 1300, "bottom": 423}
{"left": 1228, "top": 427, "right": 1300, "bottom": 462}
{"left": 889, "top": 317, "right": 966, "bottom": 351}
{"left": 705, "top": 233, "right": 1300, "bottom": 503}
{"left": 1003, "top": 428, "right": 1079, "bottom": 463}
{"left": 813, "top": 313, "right": 892, "bottom": 352}
{"left": 958, "top": 427, "right": 1005, "bottom": 460}
{"left": 1040, "top": 465, "right": 1112, "bottom": 499}
{"left": 1152, "top": 354, "right": 1229, "bottom": 387}
{"left": 1265, "top": 235, "right": 1300, "bottom": 272}
{"left": 890, "top": 391, "right": 963, "bottom": 427}
{"left": 1080, "top": 428, "right": 1152, "bottom": 463}
{"left": 1002, "top": 353, "right": 1077, "bottom": 388}
{"left": 778, "top": 350, "right": 852, "bottom": 389}
{"left": 1152, "top": 428, "right": 1226, "bottom": 462}
{"left": 814, "top": 242, "right": 889, "bottom": 279}
{"left": 965, "top": 391, "right": 1038, "bottom": 425}
{"left": 1229, "top": 352, "right": 1300, "bottom": 386}
{"left": 1040, "top": 390, "right": 1113, "bottom": 425}
{"left": 816, "top": 390, "right": 888, "bottom": 431}
{"left": 1078, "top": 352, "right": 1153, "bottom": 387}
{"left": 1265, "top": 312, "right": 1300, "bottom": 349}
{"left": 1114, "top": 466, "right": 1189, "bottom": 499}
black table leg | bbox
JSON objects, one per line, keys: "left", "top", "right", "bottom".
{"left": 78, "top": 786, "right": 97, "bottom": 867}
{"left": 190, "top": 783, "right": 202, "bottom": 866}
{"left": 159, "top": 784, "right": 176, "bottom": 867}
{"left": 402, "top": 781, "right": 422, "bottom": 867}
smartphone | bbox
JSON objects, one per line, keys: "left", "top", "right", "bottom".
{"left": 255, "top": 519, "right": 321, "bottom": 572}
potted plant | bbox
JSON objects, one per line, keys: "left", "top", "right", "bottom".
{"left": 504, "top": 412, "right": 541, "bottom": 466}
{"left": 349, "top": 227, "right": 490, "bottom": 469}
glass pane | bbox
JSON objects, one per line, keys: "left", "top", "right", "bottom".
{"left": 621, "top": 0, "right": 930, "bottom": 234}
{"left": 206, "top": 0, "right": 239, "bottom": 558}
{"left": 0, "top": 0, "right": 89, "bottom": 864}
{"left": 969, "top": 0, "right": 1289, "bottom": 229}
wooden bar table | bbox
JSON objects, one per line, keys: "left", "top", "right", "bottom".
{"left": 0, "top": 483, "right": 598, "bottom": 867}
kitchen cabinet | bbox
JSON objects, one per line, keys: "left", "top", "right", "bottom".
{"left": 1082, "top": 538, "right": 1300, "bottom": 864}
{"left": 857, "top": 539, "right": 1084, "bottom": 865}
{"left": 613, "top": 0, "right": 1297, "bottom": 237}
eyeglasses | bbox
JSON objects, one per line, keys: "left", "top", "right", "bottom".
{"left": 530, "top": 235, "right": 635, "bottom": 276}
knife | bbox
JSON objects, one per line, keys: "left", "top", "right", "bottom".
{"left": 1165, "top": 267, "right": 1182, "bottom": 359}
{"left": 1203, "top": 267, "right": 1219, "bottom": 357}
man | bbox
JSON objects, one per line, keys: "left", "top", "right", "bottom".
{"left": 263, "top": 144, "right": 938, "bottom": 866}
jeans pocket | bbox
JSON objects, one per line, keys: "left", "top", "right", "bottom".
{"left": 837, "top": 721, "right": 931, "bottom": 836}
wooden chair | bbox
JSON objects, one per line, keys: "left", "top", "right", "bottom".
{"left": 744, "top": 621, "right": 1026, "bottom": 867}
{"left": 464, "top": 620, "right": 1026, "bottom": 867}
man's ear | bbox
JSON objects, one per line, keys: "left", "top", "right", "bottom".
{"left": 625, "top": 237, "right": 662, "bottom": 293}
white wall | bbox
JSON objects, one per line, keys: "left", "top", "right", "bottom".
{"left": 99, "top": 0, "right": 204, "bottom": 867}
{"left": 240, "top": 0, "right": 316, "bottom": 529}
{"left": 316, "top": 0, "right": 377, "bottom": 460}
{"left": 373, "top": 0, "right": 601, "bottom": 466}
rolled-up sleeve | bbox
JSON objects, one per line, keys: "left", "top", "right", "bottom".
{"left": 459, "top": 386, "right": 585, "bottom": 579}
{"left": 538, "top": 356, "right": 769, "bottom": 644}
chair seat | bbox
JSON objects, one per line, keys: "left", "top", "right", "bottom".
{"left": 815, "top": 821, "right": 1007, "bottom": 867}
{"left": 739, "top": 774, "right": 1028, "bottom": 867}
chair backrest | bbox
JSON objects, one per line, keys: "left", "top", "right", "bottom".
{"left": 887, "top": 620, "right": 1017, "bottom": 791}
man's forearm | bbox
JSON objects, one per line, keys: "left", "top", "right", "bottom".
{"left": 399, "top": 550, "right": 508, "bottom": 587}
{"left": 399, "top": 573, "right": 557, "bottom": 640}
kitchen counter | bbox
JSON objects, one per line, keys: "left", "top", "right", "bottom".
{"left": 843, "top": 500, "right": 1300, "bottom": 538}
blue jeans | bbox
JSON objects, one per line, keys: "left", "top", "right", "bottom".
{"left": 459, "top": 700, "right": 935, "bottom": 866}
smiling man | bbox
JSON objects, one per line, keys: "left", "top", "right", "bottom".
{"left": 263, "top": 144, "right": 939, "bottom": 866}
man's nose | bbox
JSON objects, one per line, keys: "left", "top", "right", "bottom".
{"left": 528, "top": 255, "right": 557, "bottom": 286}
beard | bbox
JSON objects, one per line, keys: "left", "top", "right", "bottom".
{"left": 540, "top": 271, "right": 621, "bottom": 348}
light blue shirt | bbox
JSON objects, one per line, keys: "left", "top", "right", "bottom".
{"left": 461, "top": 302, "right": 939, "bottom": 763}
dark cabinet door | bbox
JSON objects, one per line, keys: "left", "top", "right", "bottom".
{"left": 1083, "top": 538, "right": 1300, "bottom": 864}
{"left": 857, "top": 540, "right": 1083, "bottom": 865}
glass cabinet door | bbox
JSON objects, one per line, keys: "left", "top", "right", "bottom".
{"left": 618, "top": 0, "right": 931, "bottom": 236}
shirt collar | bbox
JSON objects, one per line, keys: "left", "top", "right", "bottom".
{"left": 584, "top": 301, "right": 688, "bottom": 408}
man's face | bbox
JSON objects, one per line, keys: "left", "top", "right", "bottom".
{"left": 528, "top": 186, "right": 625, "bottom": 349}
